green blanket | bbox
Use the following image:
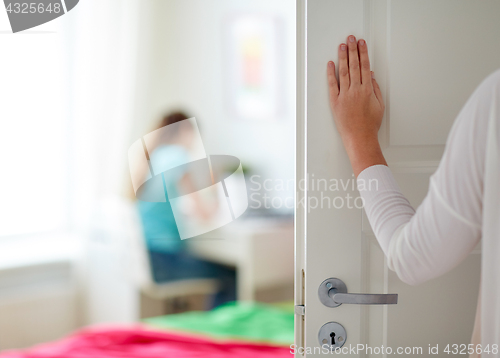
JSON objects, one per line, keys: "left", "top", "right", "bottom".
{"left": 143, "top": 301, "right": 294, "bottom": 346}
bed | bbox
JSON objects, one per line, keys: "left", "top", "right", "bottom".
{"left": 0, "top": 301, "right": 294, "bottom": 357}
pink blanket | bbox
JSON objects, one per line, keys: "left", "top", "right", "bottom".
{"left": 0, "top": 326, "right": 291, "bottom": 358}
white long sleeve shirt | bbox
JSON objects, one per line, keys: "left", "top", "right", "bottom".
{"left": 357, "top": 69, "right": 500, "bottom": 354}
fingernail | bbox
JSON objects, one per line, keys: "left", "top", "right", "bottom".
{"left": 371, "top": 71, "right": 375, "bottom": 79}
{"left": 359, "top": 39, "right": 365, "bottom": 46}
{"left": 328, "top": 61, "right": 334, "bottom": 68}
{"left": 340, "top": 44, "right": 346, "bottom": 51}
{"left": 349, "top": 35, "right": 355, "bottom": 43}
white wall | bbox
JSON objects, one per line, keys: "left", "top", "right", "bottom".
{"left": 131, "top": 0, "right": 296, "bottom": 211}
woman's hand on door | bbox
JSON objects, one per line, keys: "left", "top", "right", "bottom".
{"left": 327, "top": 35, "right": 387, "bottom": 177}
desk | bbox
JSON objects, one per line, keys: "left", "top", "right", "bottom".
{"left": 187, "top": 218, "right": 294, "bottom": 301}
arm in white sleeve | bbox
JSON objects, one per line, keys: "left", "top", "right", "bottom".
{"left": 357, "top": 70, "right": 498, "bottom": 286}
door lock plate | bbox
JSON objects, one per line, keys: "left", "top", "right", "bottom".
{"left": 318, "top": 321, "right": 347, "bottom": 349}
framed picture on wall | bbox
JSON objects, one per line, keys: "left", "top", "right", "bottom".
{"left": 224, "top": 14, "right": 284, "bottom": 121}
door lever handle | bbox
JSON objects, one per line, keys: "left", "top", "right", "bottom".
{"left": 319, "top": 278, "right": 398, "bottom": 308}
{"left": 329, "top": 292, "right": 398, "bottom": 305}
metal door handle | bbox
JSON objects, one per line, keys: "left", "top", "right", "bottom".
{"left": 319, "top": 278, "right": 398, "bottom": 308}
{"left": 329, "top": 292, "right": 398, "bottom": 304}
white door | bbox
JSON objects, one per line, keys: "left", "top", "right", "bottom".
{"left": 295, "top": 0, "right": 500, "bottom": 356}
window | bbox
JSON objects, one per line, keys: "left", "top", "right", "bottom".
{"left": 0, "top": 12, "right": 68, "bottom": 237}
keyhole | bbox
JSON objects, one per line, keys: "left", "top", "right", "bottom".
{"left": 330, "top": 332, "right": 336, "bottom": 345}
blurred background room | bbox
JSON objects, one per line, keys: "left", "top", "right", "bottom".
{"left": 0, "top": 0, "right": 295, "bottom": 354}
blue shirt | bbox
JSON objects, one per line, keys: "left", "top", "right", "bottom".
{"left": 136, "top": 145, "right": 189, "bottom": 253}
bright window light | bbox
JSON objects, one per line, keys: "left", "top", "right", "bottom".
{"left": 0, "top": 12, "right": 67, "bottom": 237}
